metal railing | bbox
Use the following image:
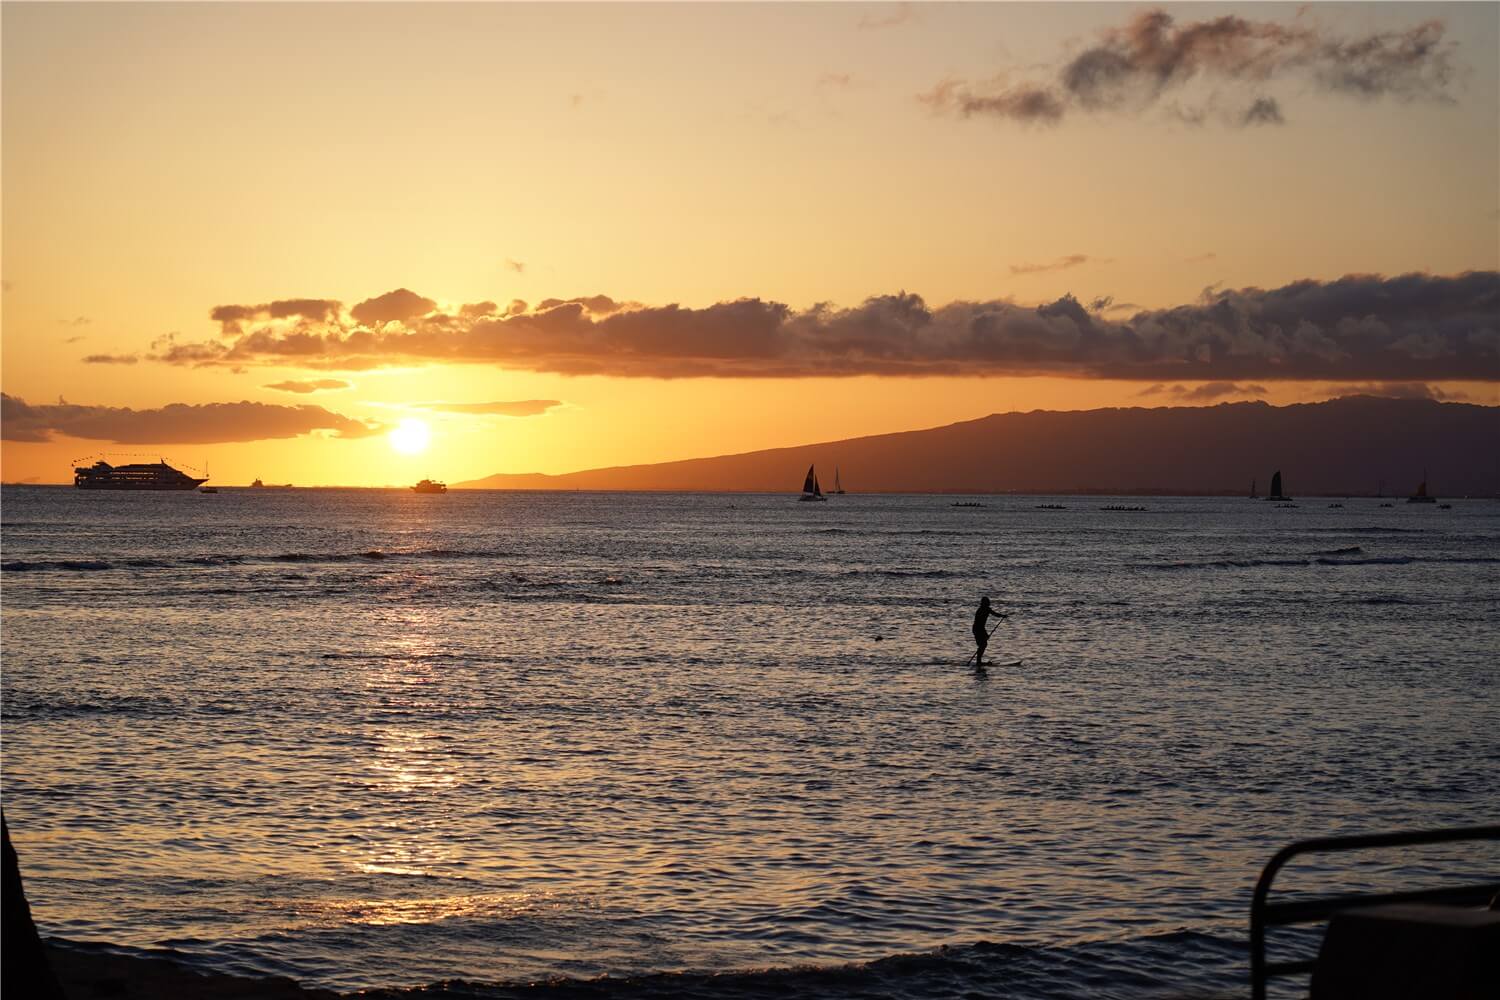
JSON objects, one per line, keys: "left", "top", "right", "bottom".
{"left": 1250, "top": 824, "right": 1500, "bottom": 1000}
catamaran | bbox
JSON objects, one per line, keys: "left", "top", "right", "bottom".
{"left": 798, "top": 465, "right": 827, "bottom": 502}
{"left": 1263, "top": 470, "right": 1291, "bottom": 501}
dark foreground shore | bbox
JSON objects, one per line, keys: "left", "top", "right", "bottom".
{"left": 46, "top": 943, "right": 337, "bottom": 1000}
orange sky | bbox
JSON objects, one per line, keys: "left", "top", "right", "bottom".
{"left": 3, "top": 3, "right": 1497, "bottom": 486}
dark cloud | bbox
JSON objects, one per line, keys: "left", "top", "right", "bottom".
{"left": 1010, "top": 254, "right": 1099, "bottom": 276}
{"left": 263, "top": 378, "right": 352, "bottom": 394}
{"left": 460, "top": 301, "right": 499, "bottom": 319}
{"left": 1242, "top": 96, "right": 1285, "bottom": 126}
{"left": 534, "top": 295, "right": 622, "bottom": 315}
{"left": 149, "top": 271, "right": 1500, "bottom": 381}
{"left": 505, "top": 259, "right": 526, "bottom": 274}
{"left": 415, "top": 400, "right": 563, "bottom": 417}
{"left": 350, "top": 288, "right": 436, "bottom": 326}
{"left": 63, "top": 335, "right": 87, "bottom": 344}
{"left": 924, "top": 8, "right": 1458, "bottom": 127}
{"left": 920, "top": 80, "right": 1066, "bottom": 124}
{"left": 0, "top": 394, "right": 381, "bottom": 444}
{"left": 211, "top": 298, "right": 341, "bottom": 333}
{"left": 1137, "top": 381, "right": 1268, "bottom": 400}
{"left": 1333, "top": 381, "right": 1454, "bottom": 401}
{"left": 82, "top": 354, "right": 139, "bottom": 365}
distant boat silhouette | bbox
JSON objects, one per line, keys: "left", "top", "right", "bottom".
{"left": 830, "top": 467, "right": 846, "bottom": 494}
{"left": 1264, "top": 470, "right": 1291, "bottom": 502}
{"left": 411, "top": 479, "right": 448, "bottom": 494}
{"left": 1407, "top": 473, "right": 1436, "bottom": 504}
{"left": 798, "top": 465, "right": 827, "bottom": 502}
{"left": 1249, "top": 479, "right": 1257, "bottom": 499}
{"left": 249, "top": 478, "right": 292, "bottom": 489}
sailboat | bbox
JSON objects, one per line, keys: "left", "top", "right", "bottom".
{"left": 831, "top": 467, "right": 846, "bottom": 495}
{"left": 798, "top": 464, "right": 828, "bottom": 502}
{"left": 1249, "top": 479, "right": 1257, "bottom": 499}
{"left": 1407, "top": 471, "right": 1436, "bottom": 504}
{"left": 1264, "top": 470, "right": 1291, "bottom": 501}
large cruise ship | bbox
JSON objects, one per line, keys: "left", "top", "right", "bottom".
{"left": 73, "top": 459, "right": 208, "bottom": 491}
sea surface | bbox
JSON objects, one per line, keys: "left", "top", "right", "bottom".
{"left": 3, "top": 487, "right": 1498, "bottom": 999}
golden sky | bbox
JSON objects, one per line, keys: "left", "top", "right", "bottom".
{"left": 3, "top": 2, "right": 1497, "bottom": 486}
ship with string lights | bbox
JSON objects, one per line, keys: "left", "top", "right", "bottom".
{"left": 73, "top": 456, "right": 208, "bottom": 490}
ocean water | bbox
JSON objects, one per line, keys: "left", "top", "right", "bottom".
{"left": 3, "top": 487, "right": 1498, "bottom": 999}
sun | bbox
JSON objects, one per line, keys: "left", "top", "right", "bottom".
{"left": 389, "top": 418, "right": 431, "bottom": 455}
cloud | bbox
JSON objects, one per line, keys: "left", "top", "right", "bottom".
{"left": 82, "top": 354, "right": 139, "bottom": 365}
{"left": 505, "top": 259, "right": 526, "bottom": 274}
{"left": 461, "top": 301, "right": 498, "bottom": 319}
{"left": 0, "top": 394, "right": 382, "bottom": 444}
{"left": 263, "top": 378, "right": 352, "bottom": 394}
{"left": 1241, "top": 96, "right": 1286, "bottom": 126}
{"left": 414, "top": 399, "right": 563, "bottom": 417}
{"left": 63, "top": 335, "right": 87, "bottom": 344}
{"left": 349, "top": 288, "right": 436, "bottom": 325}
{"left": 858, "top": 2, "right": 915, "bottom": 30}
{"left": 148, "top": 271, "right": 1500, "bottom": 382}
{"left": 1010, "top": 254, "right": 1103, "bottom": 276}
{"left": 534, "top": 294, "right": 623, "bottom": 315}
{"left": 1136, "top": 381, "right": 1267, "bottom": 400}
{"left": 923, "top": 8, "right": 1458, "bottom": 128}
{"left": 211, "top": 298, "right": 341, "bottom": 333}
{"left": 59, "top": 316, "right": 91, "bottom": 326}
{"left": 1332, "top": 381, "right": 1459, "bottom": 401}
{"left": 1184, "top": 251, "right": 1218, "bottom": 264}
{"left": 818, "top": 72, "right": 853, "bottom": 89}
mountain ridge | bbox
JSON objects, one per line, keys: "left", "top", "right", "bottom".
{"left": 455, "top": 397, "right": 1500, "bottom": 496}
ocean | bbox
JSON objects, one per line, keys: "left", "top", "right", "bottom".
{"left": 3, "top": 487, "right": 1497, "bottom": 999}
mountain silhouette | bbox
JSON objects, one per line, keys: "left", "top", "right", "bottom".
{"left": 456, "top": 397, "right": 1500, "bottom": 495}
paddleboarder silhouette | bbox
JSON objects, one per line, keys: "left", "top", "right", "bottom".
{"left": 971, "top": 596, "right": 1002, "bottom": 668}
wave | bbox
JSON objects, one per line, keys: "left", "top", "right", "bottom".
{"left": 1142, "top": 555, "right": 1500, "bottom": 571}
{"left": 1312, "top": 545, "right": 1363, "bottom": 556}
{"left": 3, "top": 548, "right": 523, "bottom": 573}
{"left": 842, "top": 569, "right": 959, "bottom": 579}
{"left": 50, "top": 929, "right": 1246, "bottom": 1000}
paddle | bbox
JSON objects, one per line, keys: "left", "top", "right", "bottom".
{"left": 964, "top": 618, "right": 1004, "bottom": 669}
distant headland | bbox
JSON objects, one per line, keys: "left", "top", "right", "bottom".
{"left": 455, "top": 397, "right": 1500, "bottom": 496}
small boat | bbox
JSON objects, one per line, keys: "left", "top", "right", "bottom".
{"left": 830, "top": 467, "right": 846, "bottom": 495}
{"left": 798, "top": 465, "right": 827, "bottom": 502}
{"left": 199, "top": 486, "right": 218, "bottom": 494}
{"left": 951, "top": 501, "right": 985, "bottom": 508}
{"left": 411, "top": 479, "right": 448, "bottom": 494}
{"left": 249, "top": 478, "right": 292, "bottom": 489}
{"left": 1035, "top": 504, "right": 1067, "bottom": 510}
{"left": 1407, "top": 475, "right": 1436, "bottom": 504}
{"left": 1263, "top": 470, "right": 1292, "bottom": 502}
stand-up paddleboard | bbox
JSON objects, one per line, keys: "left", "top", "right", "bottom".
{"left": 974, "top": 659, "right": 1022, "bottom": 669}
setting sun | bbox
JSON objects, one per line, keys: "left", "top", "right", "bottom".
{"left": 389, "top": 418, "right": 431, "bottom": 455}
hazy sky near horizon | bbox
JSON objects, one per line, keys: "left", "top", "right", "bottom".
{"left": 3, "top": 2, "right": 1497, "bottom": 485}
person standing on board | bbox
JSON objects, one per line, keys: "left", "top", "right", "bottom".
{"left": 973, "top": 596, "right": 1002, "bottom": 667}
